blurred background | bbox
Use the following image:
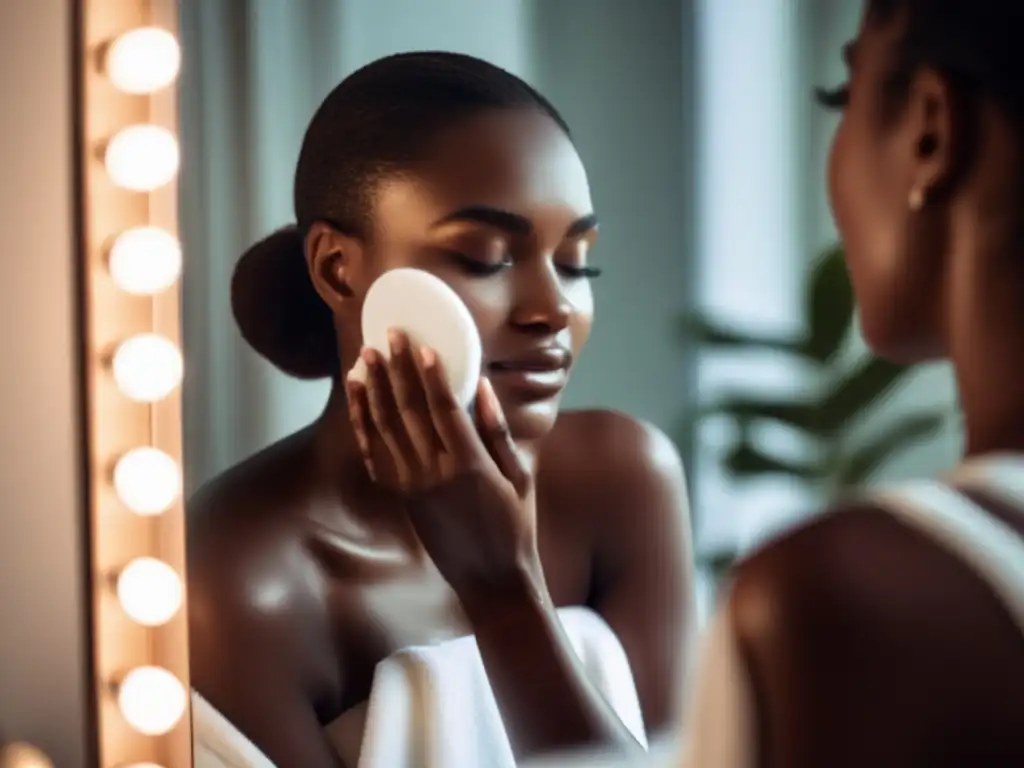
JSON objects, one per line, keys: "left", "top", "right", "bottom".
{"left": 176, "top": 0, "right": 960, "bottom": 621}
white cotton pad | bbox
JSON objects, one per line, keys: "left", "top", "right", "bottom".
{"left": 347, "top": 267, "right": 482, "bottom": 408}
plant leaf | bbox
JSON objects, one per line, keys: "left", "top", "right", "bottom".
{"left": 681, "top": 313, "right": 802, "bottom": 354}
{"left": 704, "top": 395, "right": 820, "bottom": 432}
{"left": 724, "top": 442, "right": 821, "bottom": 480}
{"left": 835, "top": 411, "right": 947, "bottom": 488}
{"left": 802, "top": 245, "right": 855, "bottom": 362}
{"left": 817, "top": 356, "right": 913, "bottom": 434}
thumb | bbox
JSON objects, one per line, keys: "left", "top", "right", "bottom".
{"left": 476, "top": 377, "right": 531, "bottom": 496}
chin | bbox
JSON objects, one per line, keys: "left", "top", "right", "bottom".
{"left": 859, "top": 314, "right": 945, "bottom": 364}
{"left": 505, "top": 400, "right": 561, "bottom": 444}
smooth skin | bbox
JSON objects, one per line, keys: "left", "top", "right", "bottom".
{"left": 188, "top": 108, "right": 693, "bottom": 767}
{"left": 722, "top": 5, "right": 1024, "bottom": 767}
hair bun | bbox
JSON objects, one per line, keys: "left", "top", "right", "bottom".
{"left": 230, "top": 225, "right": 339, "bottom": 380}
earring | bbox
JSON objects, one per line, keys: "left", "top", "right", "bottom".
{"left": 908, "top": 186, "right": 926, "bottom": 211}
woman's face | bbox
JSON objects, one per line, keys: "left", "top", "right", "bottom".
{"left": 357, "top": 109, "right": 596, "bottom": 441}
{"left": 827, "top": 7, "right": 950, "bottom": 362}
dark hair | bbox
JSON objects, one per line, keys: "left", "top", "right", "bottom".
{"left": 231, "top": 52, "right": 571, "bottom": 380}
{"left": 867, "top": 1, "right": 1024, "bottom": 122}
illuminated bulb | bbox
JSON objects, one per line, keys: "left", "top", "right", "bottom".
{"left": 0, "top": 743, "right": 52, "bottom": 768}
{"left": 108, "top": 227, "right": 182, "bottom": 295}
{"left": 112, "top": 334, "right": 183, "bottom": 402}
{"left": 117, "top": 666, "right": 187, "bottom": 736}
{"left": 116, "top": 557, "right": 183, "bottom": 626}
{"left": 113, "top": 447, "right": 181, "bottom": 516}
{"left": 104, "top": 125, "right": 179, "bottom": 192}
{"left": 105, "top": 27, "right": 181, "bottom": 95}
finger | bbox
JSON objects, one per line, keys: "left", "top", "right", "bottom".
{"left": 386, "top": 329, "right": 442, "bottom": 470}
{"left": 344, "top": 376, "right": 377, "bottom": 481}
{"left": 476, "top": 376, "right": 531, "bottom": 496}
{"left": 362, "top": 347, "right": 420, "bottom": 486}
{"left": 417, "top": 346, "right": 481, "bottom": 464}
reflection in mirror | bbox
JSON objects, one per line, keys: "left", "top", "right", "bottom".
{"left": 178, "top": 2, "right": 694, "bottom": 766}
{"left": 78, "top": 0, "right": 191, "bottom": 766}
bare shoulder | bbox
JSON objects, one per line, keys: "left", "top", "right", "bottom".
{"left": 540, "top": 409, "right": 689, "bottom": 516}
{"left": 538, "top": 409, "right": 691, "bottom": 560}
{"left": 187, "top": 429, "right": 338, "bottom": 706}
{"left": 726, "top": 502, "right": 1024, "bottom": 761}
{"left": 729, "top": 502, "right": 986, "bottom": 642}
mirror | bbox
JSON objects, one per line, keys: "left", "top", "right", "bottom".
{"left": 176, "top": 2, "right": 694, "bottom": 766}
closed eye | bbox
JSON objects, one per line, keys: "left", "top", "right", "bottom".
{"left": 445, "top": 250, "right": 511, "bottom": 276}
{"left": 558, "top": 264, "right": 603, "bottom": 279}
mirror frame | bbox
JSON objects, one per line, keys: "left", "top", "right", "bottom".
{"left": 77, "top": 0, "right": 191, "bottom": 766}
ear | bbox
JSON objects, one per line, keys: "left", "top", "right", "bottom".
{"left": 902, "top": 68, "right": 962, "bottom": 203}
{"left": 304, "top": 221, "right": 368, "bottom": 312}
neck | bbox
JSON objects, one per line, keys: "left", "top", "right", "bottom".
{"left": 948, "top": 225, "right": 1024, "bottom": 457}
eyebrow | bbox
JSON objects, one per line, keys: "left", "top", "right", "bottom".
{"left": 430, "top": 205, "right": 599, "bottom": 239}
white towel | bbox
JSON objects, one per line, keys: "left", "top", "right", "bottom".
{"left": 192, "top": 606, "right": 647, "bottom": 768}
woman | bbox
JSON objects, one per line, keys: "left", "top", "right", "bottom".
{"left": 683, "top": 2, "right": 1024, "bottom": 766}
{"left": 186, "top": 52, "right": 693, "bottom": 767}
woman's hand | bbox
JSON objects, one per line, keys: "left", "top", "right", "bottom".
{"left": 345, "top": 329, "right": 542, "bottom": 610}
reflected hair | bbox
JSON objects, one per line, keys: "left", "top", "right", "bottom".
{"left": 231, "top": 52, "right": 571, "bottom": 380}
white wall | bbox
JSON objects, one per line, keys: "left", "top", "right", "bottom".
{"left": 0, "top": 2, "right": 92, "bottom": 765}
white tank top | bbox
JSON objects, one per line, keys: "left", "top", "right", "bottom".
{"left": 679, "top": 455, "right": 1024, "bottom": 768}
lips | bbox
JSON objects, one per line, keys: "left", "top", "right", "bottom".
{"left": 487, "top": 347, "right": 572, "bottom": 400}
{"left": 488, "top": 347, "right": 572, "bottom": 373}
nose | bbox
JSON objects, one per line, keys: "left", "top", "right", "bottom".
{"left": 510, "top": 262, "right": 571, "bottom": 334}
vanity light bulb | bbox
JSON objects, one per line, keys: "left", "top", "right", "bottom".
{"left": 105, "top": 27, "right": 181, "bottom": 95}
{"left": 113, "top": 447, "right": 182, "bottom": 516}
{"left": 0, "top": 742, "right": 53, "bottom": 768}
{"left": 116, "top": 557, "right": 183, "bottom": 626}
{"left": 112, "top": 334, "right": 183, "bottom": 402}
{"left": 104, "top": 125, "right": 179, "bottom": 192}
{"left": 117, "top": 666, "right": 187, "bottom": 736}
{"left": 108, "top": 227, "right": 182, "bottom": 295}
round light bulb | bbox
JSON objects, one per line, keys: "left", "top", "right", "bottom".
{"left": 108, "top": 227, "right": 182, "bottom": 295}
{"left": 0, "top": 743, "right": 53, "bottom": 768}
{"left": 117, "top": 666, "right": 187, "bottom": 736}
{"left": 113, "top": 447, "right": 181, "bottom": 516}
{"left": 116, "top": 557, "right": 183, "bottom": 626}
{"left": 111, "top": 334, "right": 183, "bottom": 402}
{"left": 105, "top": 27, "right": 181, "bottom": 95}
{"left": 104, "top": 125, "right": 179, "bottom": 192}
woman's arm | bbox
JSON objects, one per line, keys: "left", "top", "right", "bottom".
{"left": 463, "top": 575, "right": 644, "bottom": 759}
{"left": 463, "top": 415, "right": 693, "bottom": 760}
{"left": 348, "top": 343, "right": 692, "bottom": 761}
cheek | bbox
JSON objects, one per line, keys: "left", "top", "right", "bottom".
{"left": 828, "top": 116, "right": 883, "bottom": 292}
{"left": 566, "top": 281, "right": 594, "bottom": 355}
{"left": 828, "top": 119, "right": 858, "bottom": 248}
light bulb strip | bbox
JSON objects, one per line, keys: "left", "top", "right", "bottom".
{"left": 79, "top": 1, "right": 191, "bottom": 767}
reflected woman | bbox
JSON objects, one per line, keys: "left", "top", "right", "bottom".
{"left": 186, "top": 52, "right": 692, "bottom": 767}
{"left": 684, "top": 2, "right": 1024, "bottom": 766}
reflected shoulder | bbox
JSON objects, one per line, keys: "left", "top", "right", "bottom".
{"left": 540, "top": 410, "right": 691, "bottom": 546}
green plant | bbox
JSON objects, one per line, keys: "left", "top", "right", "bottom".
{"left": 687, "top": 245, "right": 947, "bottom": 577}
